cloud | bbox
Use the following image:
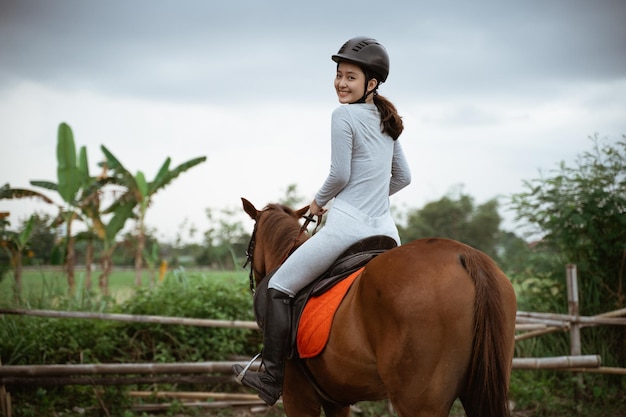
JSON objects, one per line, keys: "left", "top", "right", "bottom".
{"left": 3, "top": 1, "right": 625, "bottom": 101}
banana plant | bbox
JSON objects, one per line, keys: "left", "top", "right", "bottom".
{"left": 30, "top": 123, "right": 114, "bottom": 292}
{"left": 0, "top": 214, "right": 35, "bottom": 301}
{"left": 0, "top": 184, "right": 55, "bottom": 298}
{"left": 101, "top": 145, "right": 206, "bottom": 286}
{"left": 0, "top": 183, "right": 54, "bottom": 205}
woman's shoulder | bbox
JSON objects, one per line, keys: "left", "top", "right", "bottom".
{"left": 332, "top": 103, "right": 375, "bottom": 118}
{"left": 331, "top": 104, "right": 349, "bottom": 116}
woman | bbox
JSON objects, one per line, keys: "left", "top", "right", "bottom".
{"left": 233, "top": 36, "right": 411, "bottom": 406}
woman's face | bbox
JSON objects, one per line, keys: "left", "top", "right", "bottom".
{"left": 334, "top": 62, "right": 377, "bottom": 104}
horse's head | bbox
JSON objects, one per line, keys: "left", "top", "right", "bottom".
{"left": 241, "top": 197, "right": 309, "bottom": 288}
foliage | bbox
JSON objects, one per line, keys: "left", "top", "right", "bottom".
{"left": 0, "top": 270, "right": 257, "bottom": 415}
{"left": 30, "top": 122, "right": 118, "bottom": 293}
{"left": 26, "top": 122, "right": 208, "bottom": 294}
{"left": 397, "top": 186, "right": 525, "bottom": 266}
{"left": 278, "top": 183, "right": 307, "bottom": 208}
{"left": 198, "top": 207, "right": 249, "bottom": 269}
{"left": 0, "top": 272, "right": 256, "bottom": 364}
{"left": 398, "top": 187, "right": 500, "bottom": 256}
{"left": 101, "top": 144, "right": 207, "bottom": 287}
{"left": 0, "top": 214, "right": 37, "bottom": 299}
{"left": 509, "top": 242, "right": 567, "bottom": 313}
{"left": 19, "top": 213, "right": 57, "bottom": 266}
{"left": 509, "top": 371, "right": 626, "bottom": 416}
{"left": 114, "top": 230, "right": 160, "bottom": 267}
{"left": 0, "top": 185, "right": 55, "bottom": 287}
{"left": 118, "top": 271, "right": 258, "bottom": 362}
{"left": 511, "top": 134, "right": 626, "bottom": 367}
{"left": 0, "top": 183, "right": 54, "bottom": 205}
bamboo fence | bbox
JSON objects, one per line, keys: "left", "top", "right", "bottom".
{"left": 2, "top": 263, "right": 625, "bottom": 416}
{"left": 513, "top": 264, "right": 626, "bottom": 377}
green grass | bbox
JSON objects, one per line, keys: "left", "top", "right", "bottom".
{"left": 0, "top": 266, "right": 249, "bottom": 307}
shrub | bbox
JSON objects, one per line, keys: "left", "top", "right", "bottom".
{"left": 0, "top": 270, "right": 259, "bottom": 415}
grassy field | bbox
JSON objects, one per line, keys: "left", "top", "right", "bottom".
{"left": 0, "top": 266, "right": 249, "bottom": 306}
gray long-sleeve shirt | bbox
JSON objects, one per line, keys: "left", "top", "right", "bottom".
{"left": 315, "top": 103, "right": 411, "bottom": 217}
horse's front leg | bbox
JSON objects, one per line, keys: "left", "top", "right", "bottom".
{"left": 282, "top": 360, "right": 322, "bottom": 417}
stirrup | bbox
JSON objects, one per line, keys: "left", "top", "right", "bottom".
{"left": 234, "top": 353, "right": 261, "bottom": 385}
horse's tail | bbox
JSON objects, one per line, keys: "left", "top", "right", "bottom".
{"left": 459, "top": 249, "right": 515, "bottom": 417}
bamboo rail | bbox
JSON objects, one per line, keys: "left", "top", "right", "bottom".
{"left": 128, "top": 391, "right": 260, "bottom": 401}
{"left": 563, "top": 367, "right": 626, "bottom": 376}
{"left": 513, "top": 307, "right": 626, "bottom": 342}
{"left": 0, "top": 355, "right": 601, "bottom": 384}
{"left": 0, "top": 308, "right": 259, "bottom": 330}
{"left": 2, "top": 307, "right": 584, "bottom": 332}
{"left": 516, "top": 311, "right": 626, "bottom": 327}
{"left": 127, "top": 391, "right": 270, "bottom": 411}
{"left": 515, "top": 326, "right": 564, "bottom": 342}
{"left": 512, "top": 355, "right": 600, "bottom": 370}
{"left": 131, "top": 401, "right": 271, "bottom": 412}
{"left": 0, "top": 375, "right": 227, "bottom": 387}
{"left": 0, "top": 361, "right": 260, "bottom": 378}
{"left": 10, "top": 307, "right": 624, "bottom": 333}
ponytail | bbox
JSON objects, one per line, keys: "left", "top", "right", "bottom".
{"left": 349, "top": 65, "right": 404, "bottom": 140}
{"left": 373, "top": 94, "right": 403, "bottom": 140}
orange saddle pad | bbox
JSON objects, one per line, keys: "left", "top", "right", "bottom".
{"left": 296, "top": 268, "right": 363, "bottom": 359}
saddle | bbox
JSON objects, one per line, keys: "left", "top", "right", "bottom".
{"left": 252, "top": 235, "right": 397, "bottom": 353}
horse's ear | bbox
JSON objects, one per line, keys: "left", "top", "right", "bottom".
{"left": 241, "top": 197, "right": 259, "bottom": 220}
{"left": 295, "top": 205, "right": 310, "bottom": 218}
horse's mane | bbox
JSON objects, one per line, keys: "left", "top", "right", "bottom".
{"left": 259, "top": 203, "right": 303, "bottom": 257}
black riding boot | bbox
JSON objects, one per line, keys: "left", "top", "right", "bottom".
{"left": 233, "top": 288, "right": 292, "bottom": 406}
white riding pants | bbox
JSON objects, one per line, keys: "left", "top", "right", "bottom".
{"left": 268, "top": 199, "right": 400, "bottom": 297}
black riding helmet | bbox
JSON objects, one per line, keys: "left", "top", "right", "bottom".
{"left": 332, "top": 36, "right": 390, "bottom": 103}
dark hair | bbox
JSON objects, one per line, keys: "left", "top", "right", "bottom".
{"left": 359, "top": 68, "right": 403, "bottom": 141}
{"left": 373, "top": 93, "right": 403, "bottom": 140}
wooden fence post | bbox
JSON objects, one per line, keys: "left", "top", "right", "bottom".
{"left": 566, "top": 264, "right": 581, "bottom": 357}
{"left": 566, "top": 263, "right": 584, "bottom": 392}
{"left": 0, "top": 357, "right": 12, "bottom": 417}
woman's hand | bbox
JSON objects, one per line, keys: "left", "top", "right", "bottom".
{"left": 309, "top": 199, "right": 327, "bottom": 216}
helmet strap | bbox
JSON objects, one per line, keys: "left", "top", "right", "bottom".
{"left": 350, "top": 76, "right": 379, "bottom": 104}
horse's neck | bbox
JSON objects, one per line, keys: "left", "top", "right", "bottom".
{"left": 261, "top": 230, "right": 303, "bottom": 274}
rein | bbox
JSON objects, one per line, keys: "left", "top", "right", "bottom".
{"left": 243, "top": 211, "right": 321, "bottom": 295}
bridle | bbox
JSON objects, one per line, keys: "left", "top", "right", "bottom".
{"left": 243, "top": 211, "right": 321, "bottom": 295}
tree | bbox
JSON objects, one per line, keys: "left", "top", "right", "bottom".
{"left": 0, "top": 184, "right": 55, "bottom": 297}
{"left": 21, "top": 213, "right": 57, "bottom": 266}
{"left": 511, "top": 134, "right": 626, "bottom": 366}
{"left": 279, "top": 183, "right": 306, "bottom": 207}
{"left": 199, "top": 207, "right": 248, "bottom": 269}
{"left": 0, "top": 214, "right": 35, "bottom": 300}
{"left": 30, "top": 123, "right": 104, "bottom": 291}
{"left": 398, "top": 187, "right": 503, "bottom": 260}
{"left": 101, "top": 146, "right": 206, "bottom": 286}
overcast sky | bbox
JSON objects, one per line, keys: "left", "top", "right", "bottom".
{"left": 1, "top": 0, "right": 625, "bottom": 243}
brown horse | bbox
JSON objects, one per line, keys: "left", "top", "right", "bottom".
{"left": 241, "top": 198, "right": 517, "bottom": 417}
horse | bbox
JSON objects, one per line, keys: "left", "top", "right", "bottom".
{"left": 240, "top": 198, "right": 517, "bottom": 417}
